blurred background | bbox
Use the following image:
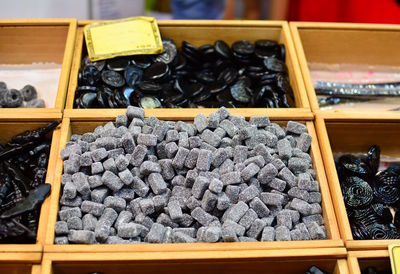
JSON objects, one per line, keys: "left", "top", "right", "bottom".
{"left": 1, "top": 0, "right": 400, "bottom": 23}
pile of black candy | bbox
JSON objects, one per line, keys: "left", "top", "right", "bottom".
{"left": 306, "top": 266, "right": 327, "bottom": 274}
{"left": 0, "top": 121, "right": 57, "bottom": 243}
{"left": 362, "top": 266, "right": 391, "bottom": 274}
{"left": 0, "top": 82, "right": 45, "bottom": 108}
{"left": 336, "top": 145, "right": 400, "bottom": 240}
{"left": 76, "top": 39, "right": 293, "bottom": 109}
{"left": 55, "top": 106, "right": 325, "bottom": 244}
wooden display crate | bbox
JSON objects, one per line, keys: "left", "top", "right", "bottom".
{"left": 64, "top": 20, "right": 312, "bottom": 120}
{"left": 315, "top": 112, "right": 400, "bottom": 250}
{"left": 41, "top": 248, "right": 347, "bottom": 274}
{"left": 290, "top": 22, "right": 400, "bottom": 115}
{"left": 0, "top": 263, "right": 40, "bottom": 274}
{"left": 0, "top": 118, "right": 62, "bottom": 254}
{"left": 44, "top": 112, "right": 342, "bottom": 255}
{"left": 0, "top": 19, "right": 77, "bottom": 119}
{"left": 348, "top": 250, "right": 390, "bottom": 274}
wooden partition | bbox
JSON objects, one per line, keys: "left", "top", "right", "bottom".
{"left": 64, "top": 20, "right": 312, "bottom": 120}
{"left": 348, "top": 250, "right": 390, "bottom": 274}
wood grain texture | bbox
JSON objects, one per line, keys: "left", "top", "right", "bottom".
{"left": 0, "top": 19, "right": 76, "bottom": 116}
{"left": 290, "top": 22, "right": 400, "bottom": 113}
{"left": 64, "top": 20, "right": 311, "bottom": 119}
{"left": 315, "top": 113, "right": 400, "bottom": 250}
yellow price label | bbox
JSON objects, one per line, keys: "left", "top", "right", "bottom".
{"left": 84, "top": 16, "right": 163, "bottom": 62}
{"left": 389, "top": 245, "right": 400, "bottom": 273}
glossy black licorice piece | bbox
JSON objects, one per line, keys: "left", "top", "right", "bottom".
{"left": 0, "top": 122, "right": 58, "bottom": 243}
{"left": 336, "top": 145, "right": 400, "bottom": 240}
{"left": 305, "top": 266, "right": 327, "bottom": 274}
{"left": 362, "top": 266, "right": 391, "bottom": 274}
{"left": 75, "top": 38, "right": 293, "bottom": 109}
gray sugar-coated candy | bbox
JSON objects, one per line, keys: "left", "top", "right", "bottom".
{"left": 95, "top": 137, "right": 117, "bottom": 151}
{"left": 101, "top": 170, "right": 124, "bottom": 192}
{"left": 249, "top": 116, "right": 270, "bottom": 127}
{"left": 246, "top": 218, "right": 266, "bottom": 239}
{"left": 303, "top": 214, "right": 324, "bottom": 226}
{"left": 286, "top": 121, "right": 307, "bottom": 135}
{"left": 238, "top": 185, "right": 259, "bottom": 203}
{"left": 159, "top": 159, "right": 175, "bottom": 181}
{"left": 194, "top": 113, "right": 208, "bottom": 133}
{"left": 166, "top": 130, "right": 179, "bottom": 142}
{"left": 131, "top": 145, "right": 147, "bottom": 166}
{"left": 219, "top": 120, "right": 238, "bottom": 138}
{"left": 172, "top": 175, "right": 185, "bottom": 187}
{"left": 168, "top": 200, "right": 183, "bottom": 221}
{"left": 217, "top": 192, "right": 230, "bottom": 210}
{"left": 200, "top": 142, "right": 217, "bottom": 152}
{"left": 310, "top": 203, "right": 322, "bottom": 215}
{"left": 146, "top": 223, "right": 166, "bottom": 243}
{"left": 115, "top": 155, "right": 129, "bottom": 171}
{"left": 192, "top": 176, "right": 210, "bottom": 199}
{"left": 261, "top": 227, "right": 275, "bottom": 241}
{"left": 257, "top": 163, "right": 278, "bottom": 184}
{"left": 225, "top": 185, "right": 240, "bottom": 204}
{"left": 63, "top": 181, "right": 77, "bottom": 199}
{"left": 103, "top": 158, "right": 117, "bottom": 174}
{"left": 201, "top": 129, "right": 221, "bottom": 147}
{"left": 157, "top": 213, "right": 177, "bottom": 228}
{"left": 226, "top": 201, "right": 248, "bottom": 222}
{"left": 249, "top": 197, "right": 270, "bottom": 218}
{"left": 290, "top": 198, "right": 312, "bottom": 215}
{"left": 188, "top": 136, "right": 201, "bottom": 149}
{"left": 253, "top": 144, "right": 273, "bottom": 163}
{"left": 165, "top": 142, "right": 178, "bottom": 158}
{"left": 88, "top": 175, "right": 102, "bottom": 189}
{"left": 59, "top": 207, "right": 82, "bottom": 221}
{"left": 172, "top": 228, "right": 196, "bottom": 238}
{"left": 296, "top": 133, "right": 312, "bottom": 152}
{"left": 278, "top": 167, "right": 296, "bottom": 188}
{"left": 221, "top": 225, "right": 238, "bottom": 242}
{"left": 209, "top": 178, "right": 223, "bottom": 194}
{"left": 139, "top": 198, "right": 155, "bottom": 215}
{"left": 185, "top": 148, "right": 199, "bottom": 169}
{"left": 308, "top": 192, "right": 321, "bottom": 203}
{"left": 95, "top": 208, "right": 118, "bottom": 242}
{"left": 55, "top": 221, "right": 69, "bottom": 235}
{"left": 81, "top": 200, "right": 105, "bottom": 217}
{"left": 289, "top": 229, "right": 303, "bottom": 241}
{"left": 260, "top": 192, "right": 284, "bottom": 206}
{"left": 91, "top": 162, "right": 104, "bottom": 174}
{"left": 72, "top": 172, "right": 90, "bottom": 198}
{"left": 241, "top": 163, "right": 260, "bottom": 182}
{"left": 173, "top": 231, "right": 196, "bottom": 243}
{"left": 80, "top": 152, "right": 93, "bottom": 167}
{"left": 178, "top": 132, "right": 189, "bottom": 148}
{"left": 295, "top": 223, "right": 311, "bottom": 240}
{"left": 244, "top": 155, "right": 265, "bottom": 168}
{"left": 221, "top": 171, "right": 241, "bottom": 186}
{"left": 306, "top": 221, "right": 326, "bottom": 240}
{"left": 238, "top": 236, "right": 257, "bottom": 242}
{"left": 67, "top": 216, "right": 83, "bottom": 230}
{"left": 60, "top": 196, "right": 82, "bottom": 207}
{"left": 120, "top": 133, "right": 136, "bottom": 154}
{"left": 152, "top": 122, "right": 169, "bottom": 142}
{"left": 82, "top": 214, "right": 98, "bottom": 231}
{"left": 277, "top": 138, "right": 292, "bottom": 160}
{"left": 153, "top": 195, "right": 167, "bottom": 211}
{"left": 55, "top": 236, "right": 69, "bottom": 244}
{"left": 185, "top": 169, "right": 198, "bottom": 188}
{"left": 288, "top": 187, "right": 310, "bottom": 201}
{"left": 118, "top": 169, "right": 134, "bottom": 185}
{"left": 297, "top": 173, "right": 313, "bottom": 191}
{"left": 277, "top": 211, "right": 292, "bottom": 229}
{"left": 68, "top": 230, "right": 95, "bottom": 244}
{"left": 91, "top": 188, "right": 108, "bottom": 203}
{"left": 201, "top": 190, "right": 217, "bottom": 212}
{"left": 275, "top": 226, "right": 291, "bottom": 241}
{"left": 264, "top": 131, "right": 278, "bottom": 148}
{"left": 271, "top": 158, "right": 285, "bottom": 171}
{"left": 233, "top": 145, "right": 248, "bottom": 163}
{"left": 140, "top": 161, "right": 161, "bottom": 175}
{"left": 239, "top": 125, "right": 256, "bottom": 140}
{"left": 196, "top": 149, "right": 213, "bottom": 171}
{"left": 61, "top": 144, "right": 82, "bottom": 160}
{"left": 268, "top": 178, "right": 286, "bottom": 192}
{"left": 179, "top": 213, "right": 194, "bottom": 227}
{"left": 116, "top": 115, "right": 128, "bottom": 127}
{"left": 208, "top": 112, "right": 220, "bottom": 129}
{"left": 216, "top": 107, "right": 229, "bottom": 120}
{"left": 148, "top": 173, "right": 167, "bottom": 194}
{"left": 222, "top": 219, "right": 245, "bottom": 236}
{"left": 204, "top": 226, "right": 221, "bottom": 242}
{"left": 191, "top": 207, "right": 216, "bottom": 226}
{"left": 126, "top": 106, "right": 144, "bottom": 120}
{"left": 212, "top": 148, "right": 229, "bottom": 168}
{"left": 219, "top": 159, "right": 234, "bottom": 175}
{"left": 104, "top": 196, "right": 126, "bottom": 212}
{"left": 238, "top": 208, "right": 257, "bottom": 229}
{"left": 82, "top": 132, "right": 96, "bottom": 143}
{"left": 117, "top": 223, "right": 142, "bottom": 238}
{"left": 172, "top": 147, "right": 190, "bottom": 169}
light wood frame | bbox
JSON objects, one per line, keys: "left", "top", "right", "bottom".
{"left": 315, "top": 112, "right": 400, "bottom": 250}
{"left": 41, "top": 248, "right": 347, "bottom": 274}
{"left": 290, "top": 21, "right": 400, "bottom": 117}
{"left": 0, "top": 19, "right": 77, "bottom": 119}
{"left": 348, "top": 250, "right": 390, "bottom": 274}
{"left": 44, "top": 112, "right": 341, "bottom": 254}
{"left": 64, "top": 20, "right": 312, "bottom": 120}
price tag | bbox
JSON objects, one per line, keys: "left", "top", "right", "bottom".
{"left": 389, "top": 245, "right": 400, "bottom": 273}
{"left": 84, "top": 16, "right": 163, "bottom": 62}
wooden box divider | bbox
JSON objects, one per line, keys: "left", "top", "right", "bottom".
{"left": 43, "top": 111, "right": 341, "bottom": 255}
{"left": 315, "top": 111, "right": 400, "bottom": 250}
{"left": 290, "top": 21, "right": 400, "bottom": 117}
{"left": 41, "top": 248, "right": 347, "bottom": 274}
{"left": 348, "top": 250, "right": 390, "bottom": 274}
{"left": 63, "top": 20, "right": 312, "bottom": 120}
{"left": 0, "top": 117, "right": 62, "bottom": 255}
{"left": 0, "top": 19, "right": 77, "bottom": 118}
